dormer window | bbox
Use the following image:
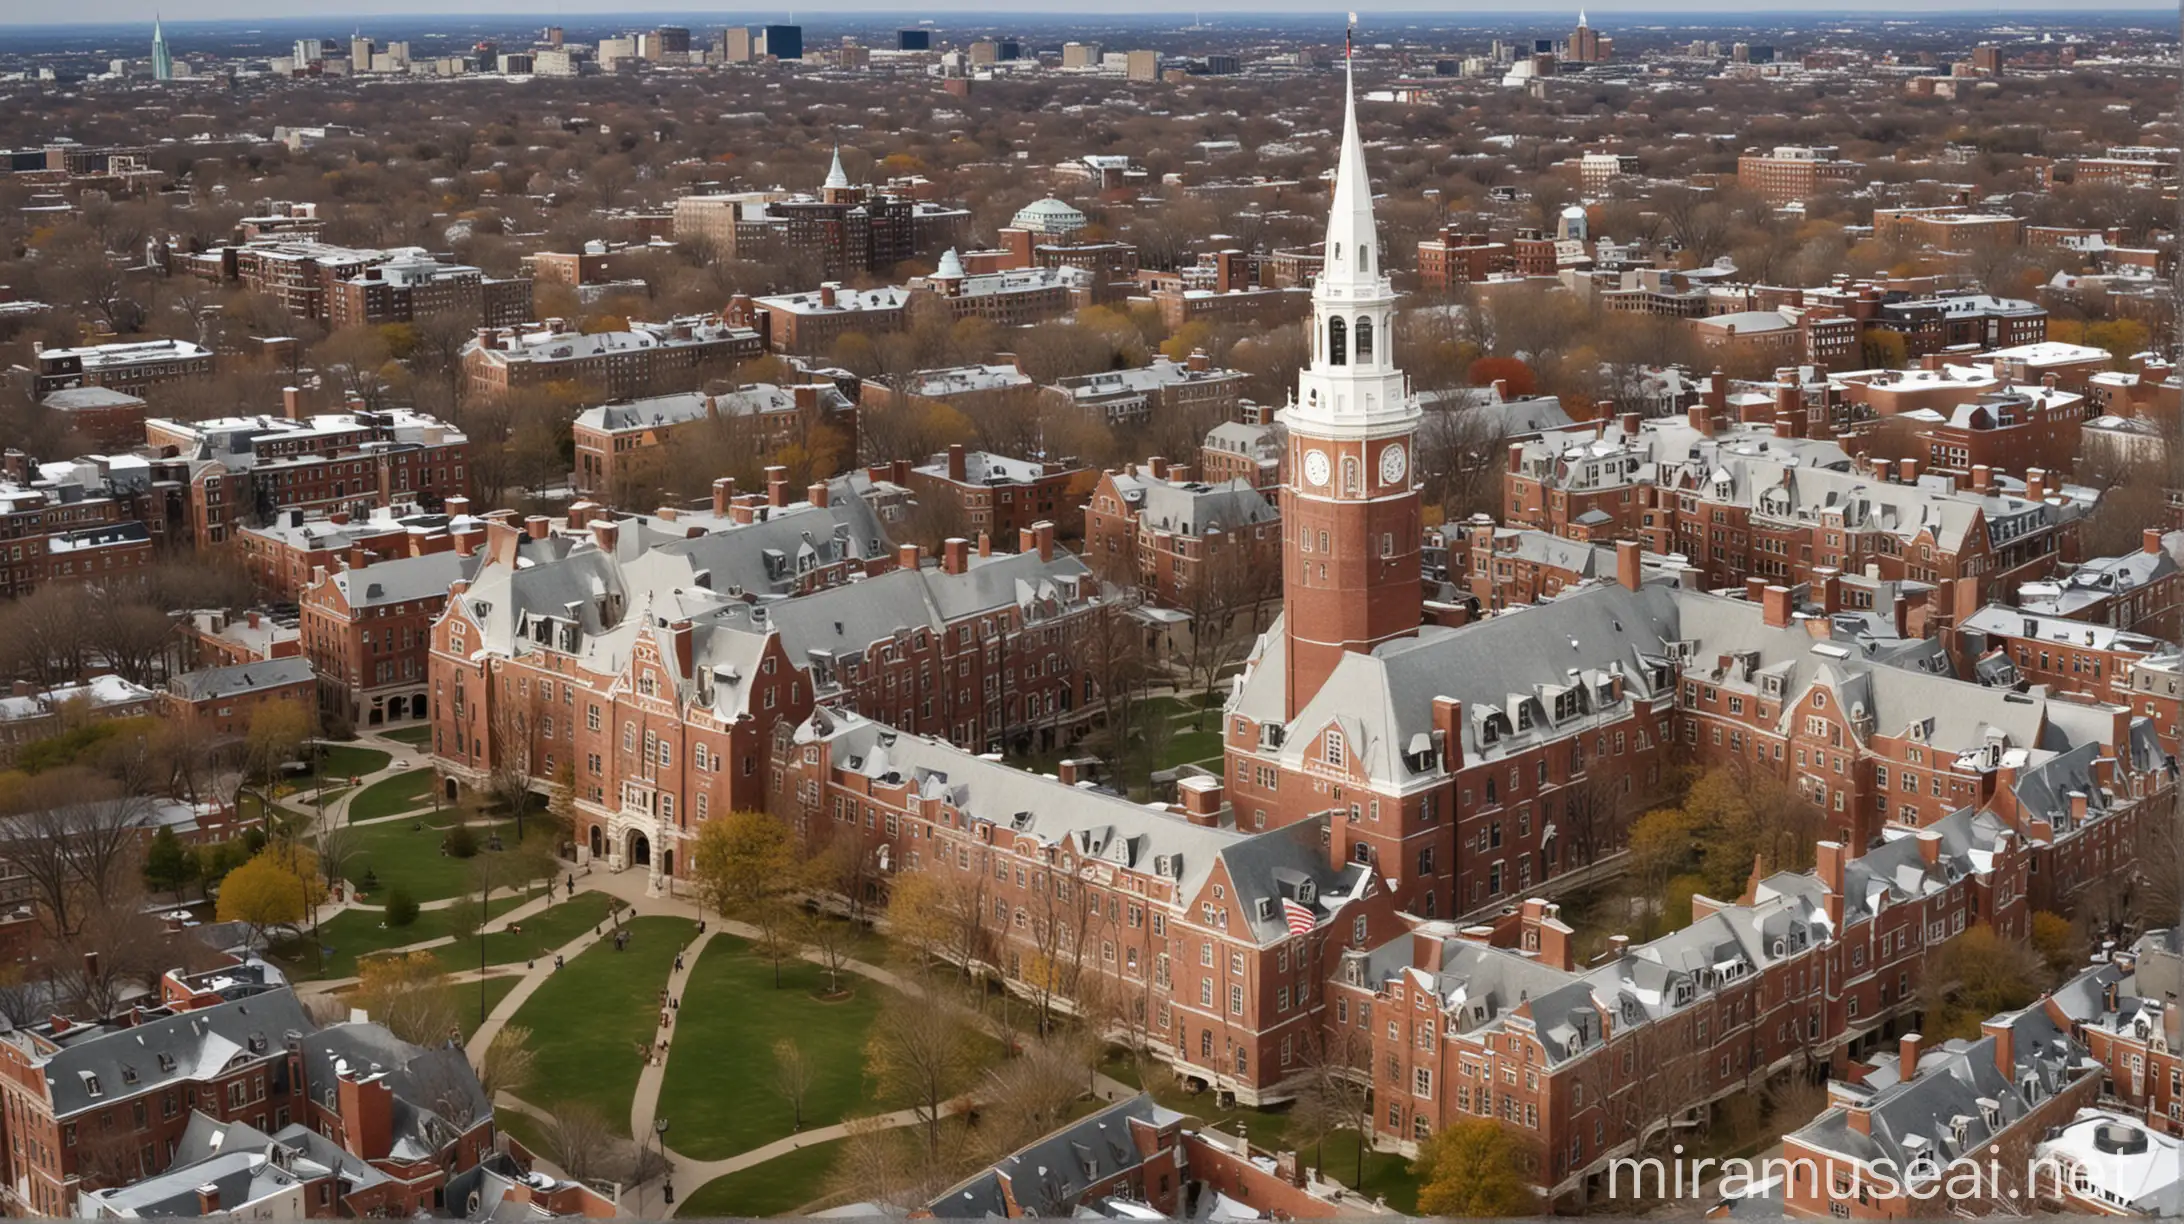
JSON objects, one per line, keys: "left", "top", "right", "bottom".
{"left": 83, "top": 1074, "right": 101, "bottom": 1098}
{"left": 1325, "top": 730, "right": 1346, "bottom": 769}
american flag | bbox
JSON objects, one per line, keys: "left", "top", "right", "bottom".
{"left": 1345, "top": 14, "right": 1356, "bottom": 60}
{"left": 1281, "top": 899, "right": 1317, "bottom": 936}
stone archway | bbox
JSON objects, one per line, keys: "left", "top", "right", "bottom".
{"left": 589, "top": 825, "right": 604, "bottom": 858}
{"left": 444, "top": 777, "right": 459, "bottom": 802}
{"left": 627, "top": 830, "right": 652, "bottom": 868}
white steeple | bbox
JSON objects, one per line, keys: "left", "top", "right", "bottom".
{"left": 1578, "top": 8, "right": 1589, "bottom": 27}
{"left": 822, "top": 145, "right": 849, "bottom": 191}
{"left": 1282, "top": 34, "right": 1417, "bottom": 445}
{"left": 1319, "top": 53, "right": 1379, "bottom": 291}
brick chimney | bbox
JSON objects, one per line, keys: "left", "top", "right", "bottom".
{"left": 897, "top": 543, "right": 922, "bottom": 571}
{"left": 1029, "top": 521, "right": 1055, "bottom": 562}
{"left": 1898, "top": 457, "right": 1920, "bottom": 485}
{"left": 2026, "top": 468, "right": 2048, "bottom": 501}
{"left": 1816, "top": 841, "right": 1846, "bottom": 929}
{"left": 524, "top": 515, "right": 550, "bottom": 541}
{"left": 1762, "top": 584, "right": 1793, "bottom": 628}
{"left": 2145, "top": 527, "right": 2164, "bottom": 555}
{"left": 1616, "top": 540, "right": 1643, "bottom": 592}
{"left": 712, "top": 477, "right": 735, "bottom": 517}
{"left": 1917, "top": 829, "right": 1941, "bottom": 866}
{"left": 590, "top": 520, "right": 620, "bottom": 553}
{"left": 1432, "top": 696, "right": 1463, "bottom": 772}
{"left": 336, "top": 1070, "right": 395, "bottom": 1161}
{"left": 484, "top": 518, "right": 522, "bottom": 568}
{"left": 668, "top": 619, "right": 694, "bottom": 678}
{"left": 1744, "top": 575, "right": 1767, "bottom": 603}
{"left": 282, "top": 386, "right": 304, "bottom": 421}
{"left": 1148, "top": 456, "right": 1169, "bottom": 480}
{"left": 976, "top": 532, "right": 991, "bottom": 558}
{"left": 1058, "top": 758, "right": 1089, "bottom": 786}
{"left": 1813, "top": 566, "right": 1840, "bottom": 613}
{"left": 946, "top": 444, "right": 968, "bottom": 483}
{"left": 443, "top": 494, "right": 471, "bottom": 518}
{"left": 809, "top": 481, "right": 831, "bottom": 508}
{"left": 942, "top": 537, "right": 970, "bottom": 575}
{"left": 196, "top": 1184, "right": 221, "bottom": 1215}
{"left": 1177, "top": 776, "right": 1223, "bottom": 825}
{"left": 1982, "top": 1016, "right": 2016, "bottom": 1080}
{"left": 1188, "top": 348, "right": 1211, "bottom": 373}
{"left": 1619, "top": 411, "right": 1641, "bottom": 436}
{"left": 1970, "top": 464, "right": 1992, "bottom": 493}
{"left": 765, "top": 465, "right": 789, "bottom": 507}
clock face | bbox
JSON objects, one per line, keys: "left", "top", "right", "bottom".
{"left": 1379, "top": 443, "right": 1408, "bottom": 486}
{"left": 1303, "top": 449, "right": 1331, "bottom": 487}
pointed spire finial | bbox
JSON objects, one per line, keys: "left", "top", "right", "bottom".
{"left": 822, "top": 144, "right": 848, "bottom": 191}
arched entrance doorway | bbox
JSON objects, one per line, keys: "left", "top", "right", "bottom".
{"left": 627, "top": 830, "right": 652, "bottom": 868}
{"left": 660, "top": 849, "right": 674, "bottom": 878}
{"left": 444, "top": 777, "right": 459, "bottom": 802}
{"left": 588, "top": 826, "right": 604, "bottom": 858}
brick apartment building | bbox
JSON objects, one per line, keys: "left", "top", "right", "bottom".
{"left": 909, "top": 252, "right": 1093, "bottom": 328}
{"left": 0, "top": 974, "right": 495, "bottom": 1219}
{"left": 0, "top": 464, "right": 153, "bottom": 599}
{"left": 236, "top": 505, "right": 455, "bottom": 600}
{"left": 146, "top": 405, "right": 471, "bottom": 549}
{"left": 26, "top": 338, "right": 213, "bottom": 397}
{"left": 1459, "top": 519, "right": 1613, "bottom": 612}
{"left": 428, "top": 489, "right": 1108, "bottom": 883}
{"left": 39, "top": 387, "right": 147, "bottom": 451}
{"left": 1415, "top": 226, "right": 1512, "bottom": 291}
{"left": 570, "top": 383, "right": 857, "bottom": 501}
{"left": 731, "top": 285, "right": 912, "bottom": 357}
{"left": 460, "top": 316, "right": 762, "bottom": 400}
{"left": 2011, "top": 529, "right": 2182, "bottom": 638}
{"left": 1870, "top": 295, "right": 2048, "bottom": 357}
{"left": 182, "top": 608, "right": 302, "bottom": 670}
{"left": 671, "top": 156, "right": 968, "bottom": 277}
{"left": 1871, "top": 206, "right": 2024, "bottom": 250}
{"left": 1083, "top": 459, "right": 1280, "bottom": 609}
{"left": 1503, "top": 408, "right": 2085, "bottom": 604}
{"left": 158, "top": 656, "right": 317, "bottom": 739}
{"left": 1689, "top": 306, "right": 1859, "bottom": 368}
{"left": 894, "top": 445, "right": 1098, "bottom": 541}
{"left": 775, "top": 710, "right": 1410, "bottom": 1104}
{"left": 1736, "top": 146, "right": 1863, "bottom": 203}
{"left": 326, "top": 253, "right": 530, "bottom": 330}
{"left": 1780, "top": 1014, "right": 2100, "bottom": 1217}
{"left": 1834, "top": 368, "right": 2088, "bottom": 478}
{"left": 1047, "top": 352, "right": 1248, "bottom": 430}
{"left": 1200, "top": 406, "right": 1283, "bottom": 491}
{"left": 301, "top": 548, "right": 474, "bottom": 727}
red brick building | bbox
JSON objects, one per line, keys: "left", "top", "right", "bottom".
{"left": 301, "top": 548, "right": 471, "bottom": 728}
{"left": 899, "top": 445, "right": 1098, "bottom": 541}
{"left": 158, "top": 656, "right": 317, "bottom": 739}
{"left": 1083, "top": 460, "right": 1281, "bottom": 609}
{"left": 1415, "top": 226, "right": 1512, "bottom": 291}
{"left": 1736, "top": 146, "right": 1863, "bottom": 203}
{"left": 460, "top": 316, "right": 762, "bottom": 400}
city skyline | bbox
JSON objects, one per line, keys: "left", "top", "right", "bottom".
{"left": 2, "top": 0, "right": 2177, "bottom": 25}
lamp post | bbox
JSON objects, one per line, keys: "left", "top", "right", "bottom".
{"left": 655, "top": 1118, "right": 672, "bottom": 1208}
{"left": 478, "top": 879, "right": 492, "bottom": 1025}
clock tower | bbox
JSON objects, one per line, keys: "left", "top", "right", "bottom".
{"left": 1280, "top": 47, "right": 1423, "bottom": 719}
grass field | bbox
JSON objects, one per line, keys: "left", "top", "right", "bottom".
{"left": 310, "top": 744, "right": 392, "bottom": 781}
{"left": 656, "top": 939, "right": 886, "bottom": 1161}
{"left": 349, "top": 769, "right": 439, "bottom": 822}
{"left": 341, "top": 818, "right": 516, "bottom": 902}
{"left": 459, "top": 974, "right": 525, "bottom": 1040}
{"left": 674, "top": 1139, "right": 844, "bottom": 1217}
{"left": 511, "top": 914, "right": 695, "bottom": 1134}
{"left": 378, "top": 725, "right": 433, "bottom": 746}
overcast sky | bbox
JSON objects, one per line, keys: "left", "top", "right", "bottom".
{"left": 3, "top": 0, "right": 2176, "bottom": 22}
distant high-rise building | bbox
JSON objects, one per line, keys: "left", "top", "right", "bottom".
{"left": 721, "top": 27, "right": 752, "bottom": 62}
{"left": 1971, "top": 45, "right": 2002, "bottom": 74}
{"left": 1567, "top": 9, "right": 1606, "bottom": 62}
{"left": 997, "top": 39, "right": 1020, "bottom": 60}
{"left": 758, "top": 24, "right": 803, "bottom": 60}
{"left": 350, "top": 34, "right": 372, "bottom": 67}
{"left": 1125, "top": 48, "right": 1160, "bottom": 80}
{"left": 1533, "top": 38, "right": 1555, "bottom": 55}
{"left": 1747, "top": 43, "right": 1775, "bottom": 63}
{"left": 294, "top": 38, "right": 325, "bottom": 63}
{"left": 1061, "top": 41, "right": 1101, "bottom": 68}
{"left": 1204, "top": 53, "right": 1239, "bottom": 74}
{"left": 151, "top": 15, "right": 172, "bottom": 81}
{"left": 544, "top": 25, "right": 563, "bottom": 47}
{"left": 897, "top": 28, "right": 930, "bottom": 50}
{"left": 969, "top": 39, "right": 999, "bottom": 64}
{"left": 653, "top": 26, "right": 690, "bottom": 56}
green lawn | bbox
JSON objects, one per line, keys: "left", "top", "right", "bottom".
{"left": 1158, "top": 729, "right": 1224, "bottom": 769}
{"left": 340, "top": 818, "right": 517, "bottom": 902}
{"left": 656, "top": 938, "right": 886, "bottom": 1161}
{"left": 675, "top": 1139, "right": 843, "bottom": 1218}
{"left": 311, "top": 744, "right": 392, "bottom": 780}
{"left": 349, "top": 769, "right": 439, "bottom": 822}
{"left": 476, "top": 891, "right": 620, "bottom": 967}
{"left": 512, "top": 914, "right": 695, "bottom": 1134}
{"left": 379, "top": 725, "right": 434, "bottom": 746}
{"left": 298, "top": 894, "right": 525, "bottom": 979}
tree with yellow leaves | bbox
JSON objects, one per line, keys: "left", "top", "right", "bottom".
{"left": 215, "top": 845, "right": 328, "bottom": 950}
{"left": 1412, "top": 1117, "right": 1540, "bottom": 1217}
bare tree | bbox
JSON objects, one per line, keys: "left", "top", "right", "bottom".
{"left": 538, "top": 1102, "right": 616, "bottom": 1184}
{"left": 866, "top": 990, "right": 980, "bottom": 1160}
{"left": 772, "top": 1037, "right": 815, "bottom": 1131}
